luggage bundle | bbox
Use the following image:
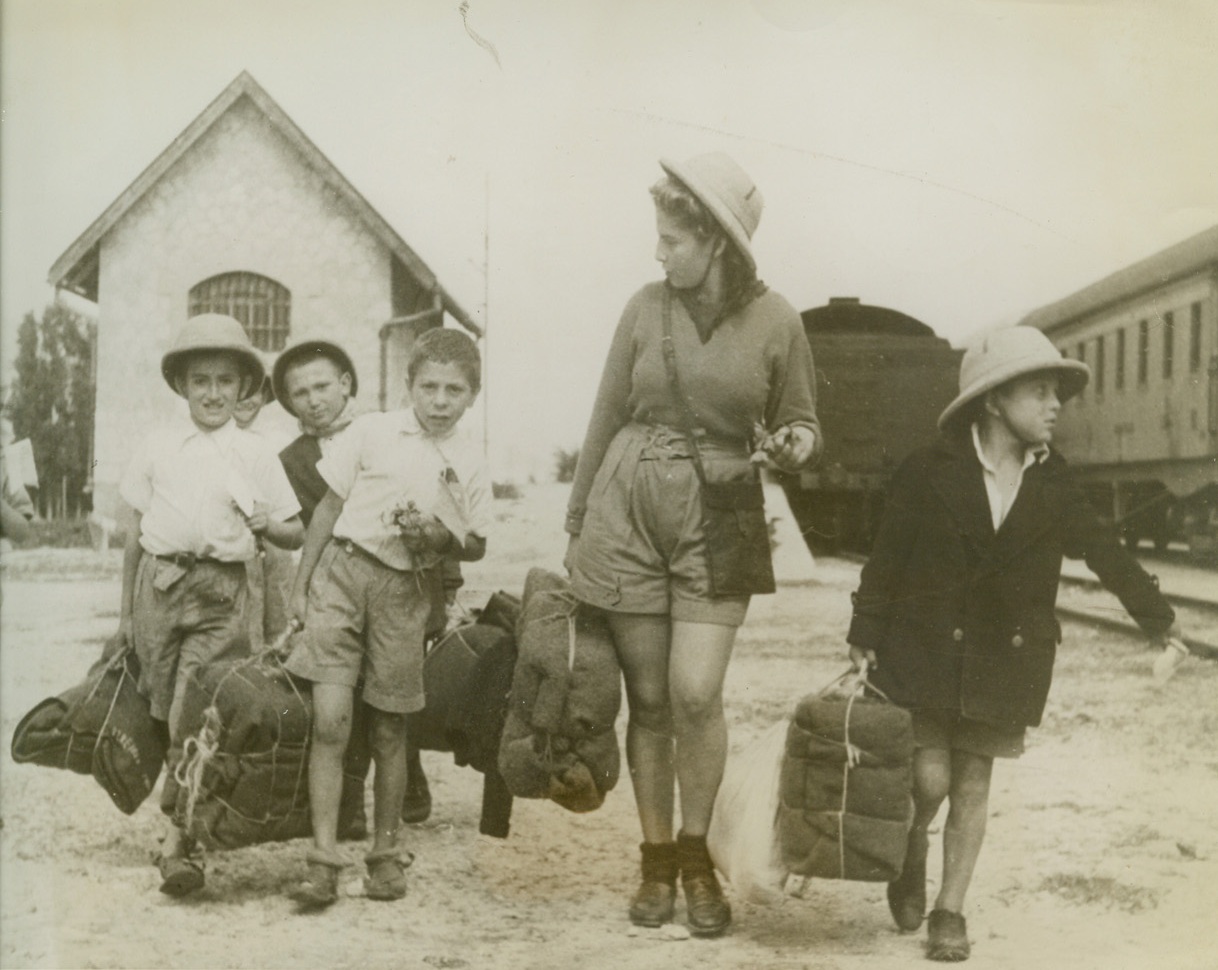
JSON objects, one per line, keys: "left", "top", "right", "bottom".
{"left": 172, "top": 645, "right": 318, "bottom": 850}
{"left": 175, "top": 592, "right": 523, "bottom": 849}
{"left": 778, "top": 673, "right": 915, "bottom": 882}
{"left": 10, "top": 637, "right": 167, "bottom": 815}
{"left": 498, "top": 568, "right": 621, "bottom": 813}
{"left": 408, "top": 592, "right": 520, "bottom": 838}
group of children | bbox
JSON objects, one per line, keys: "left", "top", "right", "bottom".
{"left": 115, "top": 312, "right": 487, "bottom": 907}
{"left": 103, "top": 309, "right": 1189, "bottom": 961}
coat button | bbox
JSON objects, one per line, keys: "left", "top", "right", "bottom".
{"left": 1012, "top": 634, "right": 1024, "bottom": 648}
{"left": 952, "top": 628, "right": 964, "bottom": 642}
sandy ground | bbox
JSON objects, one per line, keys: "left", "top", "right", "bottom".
{"left": 2, "top": 483, "right": 1216, "bottom": 970}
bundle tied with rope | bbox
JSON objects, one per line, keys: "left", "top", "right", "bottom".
{"left": 777, "top": 667, "right": 915, "bottom": 882}
{"left": 11, "top": 635, "right": 168, "bottom": 815}
{"left": 171, "top": 624, "right": 358, "bottom": 850}
{"left": 497, "top": 568, "right": 621, "bottom": 813}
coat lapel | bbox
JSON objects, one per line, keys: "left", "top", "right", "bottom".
{"left": 927, "top": 434, "right": 994, "bottom": 549}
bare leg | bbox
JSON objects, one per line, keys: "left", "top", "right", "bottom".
{"left": 668, "top": 620, "right": 737, "bottom": 837}
{"left": 911, "top": 746, "right": 952, "bottom": 862}
{"left": 936, "top": 750, "right": 994, "bottom": 913}
{"left": 607, "top": 612, "right": 676, "bottom": 844}
{"left": 309, "top": 683, "right": 354, "bottom": 856}
{"left": 369, "top": 709, "right": 409, "bottom": 855}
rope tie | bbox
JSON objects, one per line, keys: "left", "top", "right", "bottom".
{"left": 176, "top": 705, "right": 223, "bottom": 832}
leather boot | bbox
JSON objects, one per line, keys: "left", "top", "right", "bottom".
{"left": 677, "top": 831, "right": 731, "bottom": 937}
{"left": 628, "top": 841, "right": 677, "bottom": 927}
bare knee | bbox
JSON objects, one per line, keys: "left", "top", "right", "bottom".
{"left": 369, "top": 712, "right": 408, "bottom": 759}
{"left": 670, "top": 687, "right": 723, "bottom": 733}
{"left": 313, "top": 707, "right": 352, "bottom": 748}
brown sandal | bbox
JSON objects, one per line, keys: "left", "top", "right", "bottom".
{"left": 291, "top": 849, "right": 346, "bottom": 911}
{"left": 364, "top": 849, "right": 414, "bottom": 901}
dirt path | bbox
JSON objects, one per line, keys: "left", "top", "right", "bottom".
{"left": 2, "top": 485, "right": 1216, "bottom": 970}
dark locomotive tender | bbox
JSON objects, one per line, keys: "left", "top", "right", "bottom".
{"left": 778, "top": 297, "right": 961, "bottom": 555}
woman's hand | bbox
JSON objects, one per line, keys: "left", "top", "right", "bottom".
{"left": 563, "top": 534, "right": 580, "bottom": 575}
{"left": 848, "top": 644, "right": 876, "bottom": 673}
{"left": 769, "top": 425, "right": 816, "bottom": 473}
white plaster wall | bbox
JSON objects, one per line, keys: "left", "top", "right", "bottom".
{"left": 93, "top": 96, "right": 392, "bottom": 515}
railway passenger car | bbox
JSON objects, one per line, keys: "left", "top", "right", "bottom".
{"left": 1019, "top": 224, "right": 1218, "bottom": 556}
{"left": 779, "top": 297, "right": 961, "bottom": 553}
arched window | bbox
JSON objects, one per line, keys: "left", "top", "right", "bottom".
{"left": 188, "top": 272, "right": 290, "bottom": 351}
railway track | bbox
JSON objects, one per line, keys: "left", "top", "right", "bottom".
{"left": 825, "top": 552, "right": 1218, "bottom": 661}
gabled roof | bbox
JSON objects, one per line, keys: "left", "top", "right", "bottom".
{"left": 48, "top": 71, "right": 478, "bottom": 335}
{"left": 1020, "top": 223, "right": 1218, "bottom": 334}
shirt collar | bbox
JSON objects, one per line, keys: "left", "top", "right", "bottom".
{"left": 971, "top": 422, "right": 1048, "bottom": 473}
{"left": 172, "top": 411, "right": 237, "bottom": 445}
{"left": 397, "top": 408, "right": 457, "bottom": 443}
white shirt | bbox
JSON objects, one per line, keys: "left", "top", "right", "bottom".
{"left": 319, "top": 409, "right": 490, "bottom": 571}
{"left": 971, "top": 423, "right": 1049, "bottom": 532}
{"left": 120, "top": 416, "right": 301, "bottom": 561}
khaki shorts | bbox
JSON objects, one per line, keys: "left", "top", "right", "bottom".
{"left": 285, "top": 540, "right": 430, "bottom": 714}
{"left": 131, "top": 553, "right": 250, "bottom": 740}
{"left": 571, "top": 423, "right": 752, "bottom": 627}
{"left": 912, "top": 709, "right": 1026, "bottom": 760}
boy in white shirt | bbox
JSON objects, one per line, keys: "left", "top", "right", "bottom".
{"left": 117, "top": 314, "right": 302, "bottom": 896}
{"left": 286, "top": 328, "right": 489, "bottom": 908}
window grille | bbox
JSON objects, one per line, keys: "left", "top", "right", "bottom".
{"left": 1191, "top": 302, "right": 1203, "bottom": 372}
{"left": 1115, "top": 328, "right": 1125, "bottom": 390}
{"left": 189, "top": 272, "right": 291, "bottom": 351}
{"left": 1163, "top": 310, "right": 1174, "bottom": 379}
{"left": 1094, "top": 335, "right": 1104, "bottom": 395}
{"left": 1137, "top": 319, "right": 1149, "bottom": 385}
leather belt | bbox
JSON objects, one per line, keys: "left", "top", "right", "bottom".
{"left": 152, "top": 552, "right": 239, "bottom": 570}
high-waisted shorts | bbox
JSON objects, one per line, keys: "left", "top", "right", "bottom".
{"left": 570, "top": 423, "right": 756, "bottom": 627}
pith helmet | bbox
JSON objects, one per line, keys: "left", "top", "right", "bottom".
{"left": 938, "top": 326, "right": 1091, "bottom": 430}
{"left": 161, "top": 314, "right": 265, "bottom": 396}
{"left": 659, "top": 152, "right": 764, "bottom": 271}
{"left": 271, "top": 340, "right": 358, "bottom": 417}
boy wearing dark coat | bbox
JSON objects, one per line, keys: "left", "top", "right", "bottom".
{"left": 847, "top": 326, "right": 1186, "bottom": 962}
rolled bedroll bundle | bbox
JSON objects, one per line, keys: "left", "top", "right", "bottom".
{"left": 172, "top": 638, "right": 340, "bottom": 851}
{"left": 778, "top": 674, "right": 915, "bottom": 882}
{"left": 10, "top": 636, "right": 167, "bottom": 815}
{"left": 497, "top": 568, "right": 621, "bottom": 813}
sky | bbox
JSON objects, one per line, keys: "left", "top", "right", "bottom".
{"left": 2, "top": 0, "right": 1216, "bottom": 479}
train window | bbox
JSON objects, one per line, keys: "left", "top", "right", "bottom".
{"left": 1163, "top": 310, "right": 1175, "bottom": 379}
{"left": 1191, "top": 302, "right": 1203, "bottom": 371}
{"left": 1115, "top": 328, "right": 1126, "bottom": 390}
{"left": 1138, "top": 319, "right": 1149, "bottom": 385}
{"left": 1094, "top": 335, "right": 1105, "bottom": 395}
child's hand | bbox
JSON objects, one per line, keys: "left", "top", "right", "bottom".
{"left": 1151, "top": 624, "right": 1189, "bottom": 685}
{"left": 240, "top": 501, "right": 271, "bottom": 535}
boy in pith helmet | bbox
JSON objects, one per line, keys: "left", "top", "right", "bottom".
{"left": 116, "top": 313, "right": 303, "bottom": 896}
{"left": 847, "top": 326, "right": 1186, "bottom": 962}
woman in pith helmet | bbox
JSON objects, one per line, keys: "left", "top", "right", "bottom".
{"left": 564, "top": 152, "right": 823, "bottom": 935}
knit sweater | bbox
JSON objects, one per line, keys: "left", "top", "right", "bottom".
{"left": 566, "top": 281, "right": 822, "bottom": 533}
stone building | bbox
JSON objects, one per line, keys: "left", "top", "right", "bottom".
{"left": 48, "top": 71, "right": 478, "bottom": 517}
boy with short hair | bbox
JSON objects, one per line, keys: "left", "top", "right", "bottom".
{"left": 286, "top": 327, "right": 489, "bottom": 909}
{"left": 117, "top": 313, "right": 303, "bottom": 896}
{"left": 848, "top": 326, "right": 1186, "bottom": 962}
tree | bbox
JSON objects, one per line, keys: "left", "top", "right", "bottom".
{"left": 5, "top": 304, "right": 96, "bottom": 518}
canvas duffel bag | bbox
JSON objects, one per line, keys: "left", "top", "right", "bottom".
{"left": 173, "top": 645, "right": 318, "bottom": 850}
{"left": 497, "top": 568, "right": 621, "bottom": 813}
{"left": 778, "top": 671, "right": 914, "bottom": 882}
{"left": 10, "top": 636, "right": 167, "bottom": 815}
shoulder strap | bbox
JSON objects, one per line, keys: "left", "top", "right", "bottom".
{"left": 659, "top": 288, "right": 709, "bottom": 486}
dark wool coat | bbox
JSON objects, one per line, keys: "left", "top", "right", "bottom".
{"left": 847, "top": 431, "right": 1175, "bottom": 730}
